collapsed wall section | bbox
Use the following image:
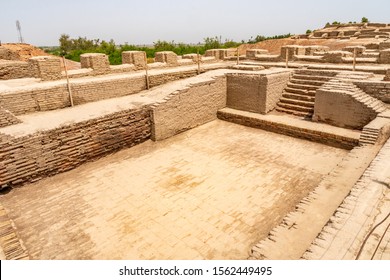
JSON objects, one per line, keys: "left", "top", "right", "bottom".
{"left": 0, "top": 107, "right": 151, "bottom": 187}
{"left": 151, "top": 73, "right": 227, "bottom": 141}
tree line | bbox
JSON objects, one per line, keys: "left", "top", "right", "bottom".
{"left": 48, "top": 33, "right": 291, "bottom": 65}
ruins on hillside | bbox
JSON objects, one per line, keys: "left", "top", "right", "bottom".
{"left": 0, "top": 23, "right": 389, "bottom": 260}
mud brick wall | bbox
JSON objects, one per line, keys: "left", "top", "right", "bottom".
{"left": 80, "top": 53, "right": 110, "bottom": 74}
{"left": 151, "top": 74, "right": 226, "bottom": 141}
{"left": 154, "top": 51, "right": 178, "bottom": 65}
{"left": 122, "top": 51, "right": 146, "bottom": 69}
{"left": 0, "top": 107, "right": 151, "bottom": 187}
{"left": 0, "top": 61, "right": 33, "bottom": 80}
{"left": 0, "top": 85, "right": 70, "bottom": 115}
{"left": 379, "top": 49, "right": 390, "bottom": 64}
{"left": 70, "top": 75, "right": 146, "bottom": 105}
{"left": 314, "top": 89, "right": 379, "bottom": 129}
{"left": 0, "top": 69, "right": 203, "bottom": 116}
{"left": 353, "top": 80, "right": 390, "bottom": 103}
{"left": 226, "top": 70, "right": 290, "bottom": 114}
{"left": 28, "top": 56, "right": 62, "bottom": 81}
{"left": 149, "top": 69, "right": 198, "bottom": 87}
{"left": 217, "top": 109, "right": 358, "bottom": 149}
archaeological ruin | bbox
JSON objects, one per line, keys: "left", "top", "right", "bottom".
{"left": 0, "top": 22, "right": 389, "bottom": 260}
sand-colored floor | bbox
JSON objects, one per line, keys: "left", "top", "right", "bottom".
{"left": 0, "top": 120, "right": 348, "bottom": 259}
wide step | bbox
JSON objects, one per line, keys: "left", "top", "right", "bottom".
{"left": 277, "top": 102, "right": 314, "bottom": 113}
{"left": 279, "top": 98, "right": 314, "bottom": 108}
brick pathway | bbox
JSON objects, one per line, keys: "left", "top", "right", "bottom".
{"left": 0, "top": 120, "right": 348, "bottom": 259}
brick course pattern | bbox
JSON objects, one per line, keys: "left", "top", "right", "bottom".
{"left": 313, "top": 80, "right": 387, "bottom": 129}
{"left": 354, "top": 80, "right": 390, "bottom": 103}
{"left": 226, "top": 70, "right": 291, "bottom": 114}
{"left": 151, "top": 75, "right": 226, "bottom": 141}
{"left": 0, "top": 106, "right": 21, "bottom": 128}
{"left": 0, "top": 61, "right": 33, "bottom": 80}
{"left": 0, "top": 107, "right": 151, "bottom": 187}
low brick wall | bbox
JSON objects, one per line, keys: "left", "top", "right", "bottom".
{"left": 151, "top": 74, "right": 227, "bottom": 141}
{"left": 0, "top": 69, "right": 204, "bottom": 116}
{"left": 0, "top": 107, "right": 151, "bottom": 187}
{"left": 217, "top": 109, "right": 358, "bottom": 149}
{"left": 0, "top": 61, "right": 33, "bottom": 80}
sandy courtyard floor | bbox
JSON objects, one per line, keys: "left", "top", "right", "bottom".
{"left": 0, "top": 120, "right": 349, "bottom": 259}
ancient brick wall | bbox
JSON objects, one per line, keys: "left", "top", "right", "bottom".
{"left": 0, "top": 107, "right": 151, "bottom": 187}
{"left": 313, "top": 81, "right": 386, "bottom": 129}
{"left": 0, "top": 61, "right": 33, "bottom": 80}
{"left": 151, "top": 74, "right": 226, "bottom": 141}
{"left": 0, "top": 69, "right": 202, "bottom": 116}
{"left": 226, "top": 70, "right": 290, "bottom": 114}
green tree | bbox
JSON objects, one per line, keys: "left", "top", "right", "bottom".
{"left": 361, "top": 17, "right": 369, "bottom": 23}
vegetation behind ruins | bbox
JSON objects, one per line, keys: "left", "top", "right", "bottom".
{"left": 47, "top": 33, "right": 290, "bottom": 64}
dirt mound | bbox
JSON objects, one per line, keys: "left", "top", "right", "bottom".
{"left": 0, "top": 43, "right": 48, "bottom": 61}
{"left": 238, "top": 37, "right": 386, "bottom": 55}
{"left": 0, "top": 43, "right": 80, "bottom": 70}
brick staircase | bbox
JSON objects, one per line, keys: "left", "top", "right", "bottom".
{"left": 276, "top": 69, "right": 336, "bottom": 118}
{"left": 359, "top": 127, "right": 380, "bottom": 145}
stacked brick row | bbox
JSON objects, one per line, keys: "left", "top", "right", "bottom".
{"left": 0, "top": 61, "right": 32, "bottom": 80}
{"left": 0, "top": 107, "right": 151, "bottom": 187}
{"left": 314, "top": 80, "right": 387, "bottom": 129}
{"left": 0, "top": 106, "right": 21, "bottom": 128}
{"left": 0, "top": 69, "right": 202, "bottom": 116}
{"left": 28, "top": 56, "right": 62, "bottom": 81}
{"left": 217, "top": 108, "right": 358, "bottom": 150}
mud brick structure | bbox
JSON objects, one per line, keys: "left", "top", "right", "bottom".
{"left": 80, "top": 53, "right": 110, "bottom": 73}
{"left": 154, "top": 51, "right": 178, "bottom": 65}
{"left": 28, "top": 56, "right": 62, "bottom": 81}
{"left": 122, "top": 51, "right": 146, "bottom": 69}
{"left": 379, "top": 48, "right": 390, "bottom": 64}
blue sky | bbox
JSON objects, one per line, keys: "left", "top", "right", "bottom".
{"left": 1, "top": 0, "right": 389, "bottom": 46}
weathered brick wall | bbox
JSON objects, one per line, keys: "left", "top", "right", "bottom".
{"left": 0, "top": 69, "right": 203, "bottom": 116}
{"left": 0, "top": 107, "right": 151, "bottom": 187}
{"left": 379, "top": 49, "right": 390, "bottom": 64}
{"left": 217, "top": 109, "right": 358, "bottom": 149}
{"left": 313, "top": 85, "right": 381, "bottom": 129}
{"left": 226, "top": 70, "right": 290, "bottom": 114}
{"left": 151, "top": 74, "right": 226, "bottom": 141}
{"left": 0, "top": 61, "right": 33, "bottom": 80}
{"left": 353, "top": 80, "right": 390, "bottom": 103}
{"left": 0, "top": 85, "right": 70, "bottom": 115}
{"left": 28, "top": 56, "right": 62, "bottom": 81}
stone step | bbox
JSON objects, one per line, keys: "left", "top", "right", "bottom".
{"left": 292, "top": 74, "right": 334, "bottom": 82}
{"left": 275, "top": 107, "right": 313, "bottom": 118}
{"left": 284, "top": 87, "right": 317, "bottom": 96}
{"left": 277, "top": 102, "right": 314, "bottom": 113}
{"left": 294, "top": 69, "right": 338, "bottom": 77}
{"left": 279, "top": 98, "right": 315, "bottom": 108}
{"left": 290, "top": 78, "right": 326, "bottom": 87}
{"left": 287, "top": 82, "right": 319, "bottom": 91}
{"left": 282, "top": 93, "right": 315, "bottom": 102}
{"left": 360, "top": 133, "right": 378, "bottom": 139}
